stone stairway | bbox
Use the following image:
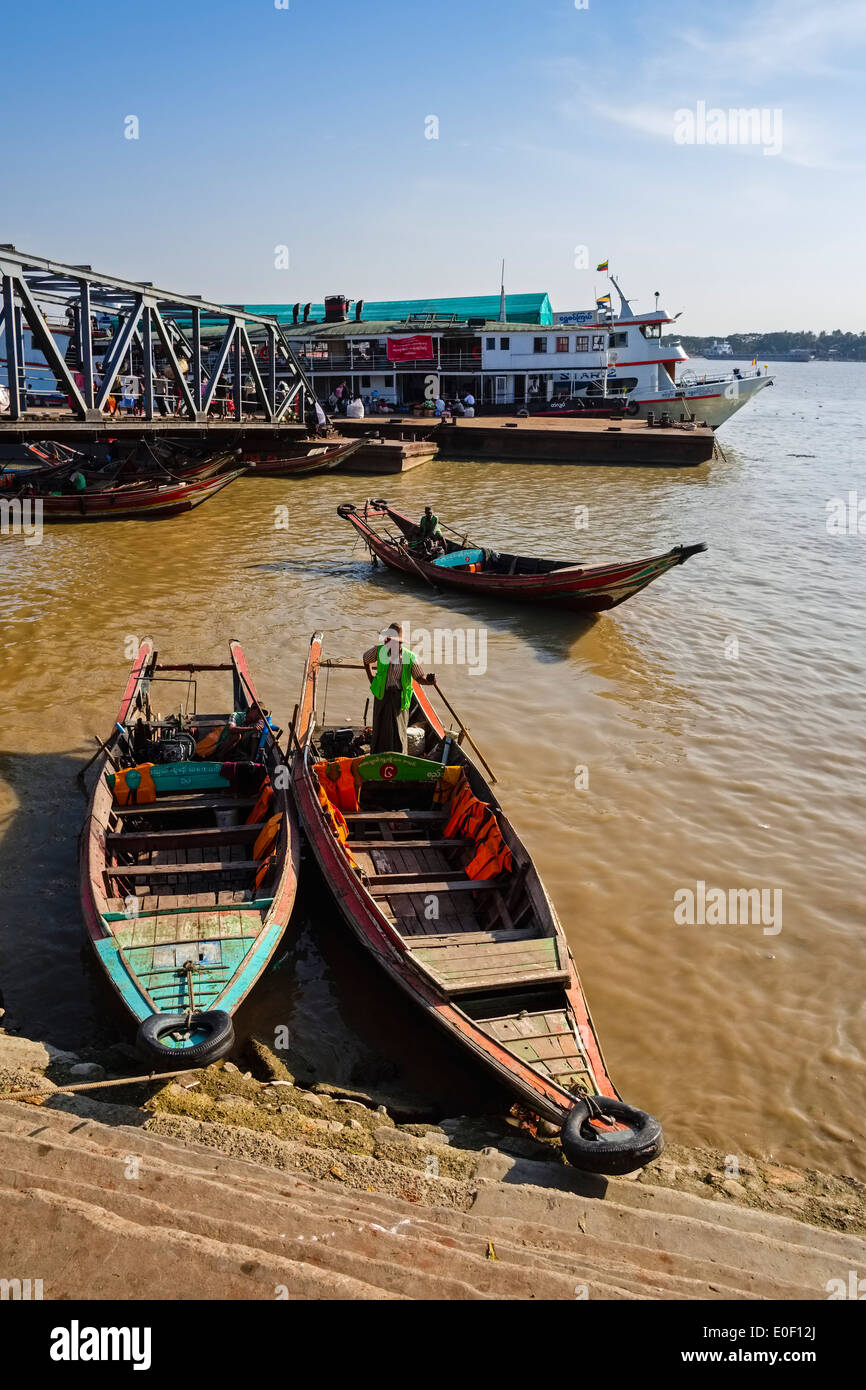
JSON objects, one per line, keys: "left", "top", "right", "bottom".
{"left": 2, "top": 1098, "right": 863, "bottom": 1301}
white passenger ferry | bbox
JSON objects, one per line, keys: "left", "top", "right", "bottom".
{"left": 508, "top": 280, "right": 772, "bottom": 428}
{"left": 271, "top": 280, "right": 775, "bottom": 431}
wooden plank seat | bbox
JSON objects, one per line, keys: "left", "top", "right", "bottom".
{"left": 105, "top": 859, "right": 261, "bottom": 880}
{"left": 346, "top": 837, "right": 470, "bottom": 850}
{"left": 107, "top": 824, "right": 265, "bottom": 853}
{"left": 344, "top": 811, "right": 447, "bottom": 823}
{"left": 406, "top": 926, "right": 540, "bottom": 948}
{"left": 365, "top": 869, "right": 474, "bottom": 886}
{"left": 367, "top": 876, "right": 510, "bottom": 898}
{"left": 104, "top": 895, "right": 266, "bottom": 918}
{"left": 113, "top": 794, "right": 258, "bottom": 817}
{"left": 410, "top": 934, "right": 568, "bottom": 995}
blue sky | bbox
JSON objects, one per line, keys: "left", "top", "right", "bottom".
{"left": 2, "top": 0, "right": 863, "bottom": 333}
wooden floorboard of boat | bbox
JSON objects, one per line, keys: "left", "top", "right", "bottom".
{"left": 411, "top": 935, "right": 567, "bottom": 995}
{"left": 476, "top": 1009, "right": 590, "bottom": 1087}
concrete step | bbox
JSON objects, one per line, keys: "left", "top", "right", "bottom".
{"left": 3, "top": 1100, "right": 862, "bottom": 1301}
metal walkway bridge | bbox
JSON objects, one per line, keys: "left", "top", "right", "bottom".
{"left": 0, "top": 246, "right": 316, "bottom": 434}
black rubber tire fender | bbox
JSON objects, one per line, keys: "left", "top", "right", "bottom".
{"left": 136, "top": 1010, "right": 234, "bottom": 1069}
{"left": 561, "top": 1095, "right": 664, "bottom": 1175}
{"left": 626, "top": 400, "right": 641, "bottom": 416}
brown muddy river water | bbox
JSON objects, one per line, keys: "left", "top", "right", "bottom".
{"left": 1, "top": 362, "right": 864, "bottom": 1178}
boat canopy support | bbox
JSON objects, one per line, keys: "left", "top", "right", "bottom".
{"left": 0, "top": 245, "right": 315, "bottom": 425}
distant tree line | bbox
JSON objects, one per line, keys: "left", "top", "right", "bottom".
{"left": 663, "top": 331, "right": 866, "bottom": 360}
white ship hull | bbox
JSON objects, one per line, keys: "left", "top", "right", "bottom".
{"left": 631, "top": 372, "right": 773, "bottom": 428}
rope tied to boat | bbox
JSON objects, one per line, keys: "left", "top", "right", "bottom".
{"left": 181, "top": 960, "right": 197, "bottom": 1029}
{"left": 575, "top": 1087, "right": 606, "bottom": 1121}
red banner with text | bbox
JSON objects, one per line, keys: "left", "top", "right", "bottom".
{"left": 386, "top": 334, "right": 434, "bottom": 362}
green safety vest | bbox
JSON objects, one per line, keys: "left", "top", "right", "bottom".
{"left": 370, "top": 644, "right": 415, "bottom": 712}
{"left": 420, "top": 512, "right": 440, "bottom": 538}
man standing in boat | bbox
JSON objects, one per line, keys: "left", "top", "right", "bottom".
{"left": 363, "top": 623, "right": 435, "bottom": 754}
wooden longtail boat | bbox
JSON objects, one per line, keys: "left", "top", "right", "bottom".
{"left": 339, "top": 501, "right": 706, "bottom": 612}
{"left": 26, "top": 468, "right": 243, "bottom": 522}
{"left": 0, "top": 444, "right": 237, "bottom": 492}
{"left": 290, "top": 633, "right": 663, "bottom": 1174}
{"left": 80, "top": 640, "right": 300, "bottom": 1067}
{"left": 243, "top": 437, "right": 363, "bottom": 476}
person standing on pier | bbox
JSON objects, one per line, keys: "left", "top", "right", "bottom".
{"left": 363, "top": 623, "right": 435, "bottom": 754}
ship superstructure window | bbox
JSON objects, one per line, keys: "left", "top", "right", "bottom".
{"left": 609, "top": 332, "right": 629, "bottom": 348}
{"left": 641, "top": 323, "right": 662, "bottom": 339}
{"left": 575, "top": 336, "right": 590, "bottom": 352}
{"left": 486, "top": 337, "right": 496, "bottom": 350}
{"left": 534, "top": 337, "right": 548, "bottom": 353}
{"left": 556, "top": 336, "right": 570, "bottom": 353}
{"left": 500, "top": 336, "right": 510, "bottom": 349}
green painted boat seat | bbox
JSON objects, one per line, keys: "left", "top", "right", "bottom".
{"left": 353, "top": 753, "right": 456, "bottom": 784}
{"left": 108, "top": 761, "right": 265, "bottom": 802}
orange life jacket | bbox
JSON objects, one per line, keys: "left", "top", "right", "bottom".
{"left": 432, "top": 764, "right": 462, "bottom": 805}
{"left": 253, "top": 812, "right": 283, "bottom": 861}
{"left": 246, "top": 782, "right": 274, "bottom": 825}
{"left": 316, "top": 781, "right": 360, "bottom": 874}
{"left": 112, "top": 763, "right": 157, "bottom": 805}
{"left": 443, "top": 776, "right": 474, "bottom": 837}
{"left": 444, "top": 781, "right": 489, "bottom": 842}
{"left": 313, "top": 757, "right": 360, "bottom": 814}
{"left": 253, "top": 812, "right": 283, "bottom": 889}
{"left": 195, "top": 724, "right": 234, "bottom": 759}
{"left": 465, "top": 811, "right": 513, "bottom": 880}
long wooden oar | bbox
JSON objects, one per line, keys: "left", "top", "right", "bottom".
{"left": 75, "top": 731, "right": 119, "bottom": 787}
{"left": 430, "top": 679, "right": 498, "bottom": 784}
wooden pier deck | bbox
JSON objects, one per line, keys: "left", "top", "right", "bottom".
{"left": 0, "top": 411, "right": 714, "bottom": 468}
{"left": 438, "top": 416, "right": 715, "bottom": 467}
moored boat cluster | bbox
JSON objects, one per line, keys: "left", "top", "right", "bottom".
{"left": 79, "top": 488, "right": 704, "bottom": 1177}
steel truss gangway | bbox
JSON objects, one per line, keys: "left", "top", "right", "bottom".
{"left": 0, "top": 245, "right": 316, "bottom": 427}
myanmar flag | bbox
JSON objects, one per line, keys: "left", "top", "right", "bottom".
{"left": 596, "top": 293, "right": 611, "bottom": 306}
{"left": 596, "top": 260, "right": 609, "bottom": 272}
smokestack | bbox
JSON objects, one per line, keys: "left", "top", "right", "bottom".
{"left": 302, "top": 302, "right": 312, "bottom": 323}
{"left": 355, "top": 299, "right": 364, "bottom": 322}
{"left": 292, "top": 302, "right": 300, "bottom": 324}
{"left": 324, "top": 295, "right": 349, "bottom": 323}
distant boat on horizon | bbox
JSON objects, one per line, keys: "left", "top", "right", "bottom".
{"left": 702, "top": 339, "right": 734, "bottom": 360}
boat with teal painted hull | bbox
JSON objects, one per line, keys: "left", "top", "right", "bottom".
{"left": 80, "top": 639, "right": 300, "bottom": 1067}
